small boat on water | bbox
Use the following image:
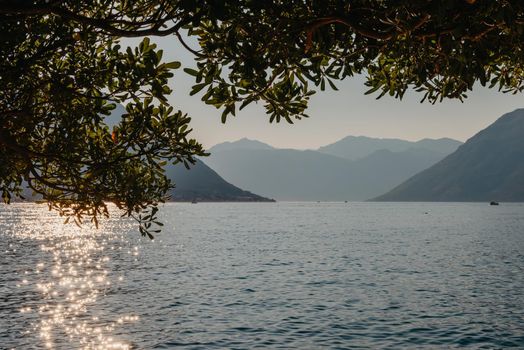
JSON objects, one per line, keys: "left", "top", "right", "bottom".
{"left": 490, "top": 201, "right": 499, "bottom": 206}
{"left": 191, "top": 200, "right": 198, "bottom": 204}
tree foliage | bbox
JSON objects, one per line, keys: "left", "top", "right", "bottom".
{"left": 2, "top": 0, "right": 524, "bottom": 235}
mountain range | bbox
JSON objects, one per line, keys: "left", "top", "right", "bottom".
{"left": 108, "top": 103, "right": 463, "bottom": 201}
{"left": 18, "top": 106, "right": 522, "bottom": 203}
{"left": 204, "top": 136, "right": 462, "bottom": 201}
{"left": 375, "top": 109, "right": 524, "bottom": 202}
{"left": 318, "top": 135, "right": 461, "bottom": 161}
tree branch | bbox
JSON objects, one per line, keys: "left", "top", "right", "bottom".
{"left": 0, "top": 4, "right": 195, "bottom": 37}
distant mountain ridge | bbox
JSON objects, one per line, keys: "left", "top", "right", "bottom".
{"left": 374, "top": 109, "right": 524, "bottom": 202}
{"left": 205, "top": 135, "right": 461, "bottom": 201}
{"left": 209, "top": 138, "right": 274, "bottom": 153}
{"left": 318, "top": 135, "right": 462, "bottom": 161}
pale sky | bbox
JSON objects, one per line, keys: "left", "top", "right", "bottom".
{"left": 134, "top": 37, "right": 524, "bottom": 150}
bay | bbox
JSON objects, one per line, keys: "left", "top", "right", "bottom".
{"left": 1, "top": 202, "right": 523, "bottom": 349}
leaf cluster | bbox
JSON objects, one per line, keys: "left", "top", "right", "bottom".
{"left": 186, "top": 0, "right": 524, "bottom": 121}
{"left": 0, "top": 2, "right": 204, "bottom": 236}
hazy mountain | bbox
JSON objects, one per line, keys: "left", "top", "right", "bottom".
{"left": 166, "top": 160, "right": 274, "bottom": 202}
{"left": 414, "top": 138, "right": 463, "bottom": 155}
{"left": 209, "top": 138, "right": 274, "bottom": 153}
{"left": 318, "top": 135, "right": 462, "bottom": 160}
{"left": 318, "top": 136, "right": 412, "bottom": 160}
{"left": 205, "top": 143, "right": 453, "bottom": 201}
{"left": 374, "top": 109, "right": 524, "bottom": 202}
{"left": 349, "top": 148, "right": 447, "bottom": 199}
{"left": 204, "top": 148, "right": 358, "bottom": 201}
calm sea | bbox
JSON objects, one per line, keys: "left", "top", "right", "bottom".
{"left": 1, "top": 202, "right": 523, "bottom": 349}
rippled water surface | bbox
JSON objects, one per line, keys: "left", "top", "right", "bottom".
{"left": 1, "top": 202, "right": 524, "bottom": 349}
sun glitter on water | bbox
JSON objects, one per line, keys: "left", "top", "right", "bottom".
{"left": 4, "top": 203, "right": 141, "bottom": 349}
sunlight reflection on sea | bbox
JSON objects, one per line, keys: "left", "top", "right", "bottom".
{"left": 0, "top": 203, "right": 141, "bottom": 349}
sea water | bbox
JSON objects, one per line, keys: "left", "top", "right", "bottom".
{"left": 1, "top": 202, "right": 523, "bottom": 349}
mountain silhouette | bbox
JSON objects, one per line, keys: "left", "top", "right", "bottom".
{"left": 319, "top": 135, "right": 461, "bottom": 161}
{"left": 374, "top": 109, "right": 524, "bottom": 202}
{"left": 209, "top": 138, "right": 274, "bottom": 153}
{"left": 205, "top": 137, "right": 460, "bottom": 201}
{"left": 166, "top": 160, "right": 274, "bottom": 202}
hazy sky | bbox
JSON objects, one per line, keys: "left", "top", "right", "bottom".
{"left": 139, "top": 37, "right": 524, "bottom": 150}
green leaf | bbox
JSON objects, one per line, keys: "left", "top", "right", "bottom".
{"left": 190, "top": 83, "right": 207, "bottom": 95}
{"left": 327, "top": 79, "right": 338, "bottom": 91}
{"left": 365, "top": 85, "right": 381, "bottom": 95}
{"left": 164, "top": 61, "right": 181, "bottom": 69}
{"left": 184, "top": 68, "right": 199, "bottom": 76}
